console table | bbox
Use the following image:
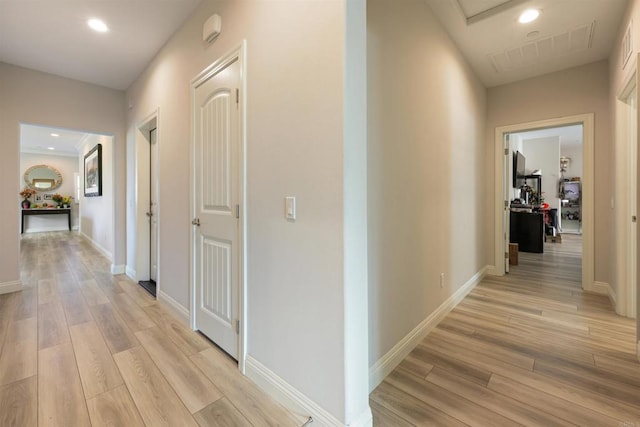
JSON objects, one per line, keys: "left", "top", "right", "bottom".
{"left": 21, "top": 208, "right": 71, "bottom": 234}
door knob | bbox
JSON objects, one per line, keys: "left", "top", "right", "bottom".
{"left": 192, "top": 218, "right": 201, "bottom": 226}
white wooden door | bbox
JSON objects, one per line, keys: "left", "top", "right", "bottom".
{"left": 627, "top": 89, "right": 637, "bottom": 318}
{"left": 150, "top": 127, "right": 159, "bottom": 282}
{"left": 193, "top": 58, "right": 240, "bottom": 358}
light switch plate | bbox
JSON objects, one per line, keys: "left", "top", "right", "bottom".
{"left": 285, "top": 196, "right": 296, "bottom": 220}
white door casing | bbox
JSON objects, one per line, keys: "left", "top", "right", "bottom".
{"left": 191, "top": 44, "right": 245, "bottom": 360}
{"left": 504, "top": 134, "right": 510, "bottom": 274}
{"left": 150, "top": 127, "right": 159, "bottom": 282}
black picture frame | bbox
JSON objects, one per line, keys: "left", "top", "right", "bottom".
{"left": 84, "top": 144, "right": 102, "bottom": 197}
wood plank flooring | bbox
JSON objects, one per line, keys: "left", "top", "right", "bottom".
{"left": 1, "top": 231, "right": 305, "bottom": 426}
{"left": 372, "top": 234, "right": 640, "bottom": 426}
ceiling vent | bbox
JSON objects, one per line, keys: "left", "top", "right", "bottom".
{"left": 489, "top": 21, "right": 596, "bottom": 73}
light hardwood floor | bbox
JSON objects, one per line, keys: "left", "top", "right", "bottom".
{"left": 1, "top": 231, "right": 307, "bottom": 426}
{"left": 371, "top": 234, "right": 640, "bottom": 426}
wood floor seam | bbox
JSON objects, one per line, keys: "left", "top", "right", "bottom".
{"left": 6, "top": 232, "right": 303, "bottom": 427}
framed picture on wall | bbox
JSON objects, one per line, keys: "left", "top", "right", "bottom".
{"left": 84, "top": 144, "right": 102, "bottom": 197}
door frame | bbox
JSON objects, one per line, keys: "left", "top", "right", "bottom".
{"left": 132, "top": 110, "right": 160, "bottom": 296}
{"left": 616, "top": 57, "right": 638, "bottom": 318}
{"left": 190, "top": 41, "right": 247, "bottom": 371}
{"left": 493, "top": 114, "right": 595, "bottom": 293}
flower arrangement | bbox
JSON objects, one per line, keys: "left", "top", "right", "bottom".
{"left": 62, "top": 195, "right": 73, "bottom": 205}
{"left": 19, "top": 188, "right": 36, "bottom": 199}
{"left": 52, "top": 193, "right": 63, "bottom": 204}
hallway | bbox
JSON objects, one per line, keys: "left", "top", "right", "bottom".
{"left": 371, "top": 235, "right": 640, "bottom": 426}
{"left": 0, "top": 232, "right": 304, "bottom": 426}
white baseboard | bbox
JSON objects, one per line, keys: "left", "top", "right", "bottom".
{"left": 485, "top": 265, "right": 498, "bottom": 276}
{"left": 125, "top": 266, "right": 137, "bottom": 281}
{"left": 607, "top": 284, "right": 617, "bottom": 307}
{"left": 368, "top": 265, "right": 489, "bottom": 392}
{"left": 348, "top": 408, "right": 373, "bottom": 427}
{"left": 81, "top": 232, "right": 113, "bottom": 261}
{"left": 245, "top": 356, "right": 343, "bottom": 426}
{"left": 24, "top": 226, "right": 72, "bottom": 233}
{"left": 158, "top": 290, "right": 189, "bottom": 325}
{"left": 110, "top": 264, "right": 125, "bottom": 275}
{"left": 584, "top": 281, "right": 610, "bottom": 296}
{"left": 0, "top": 280, "right": 22, "bottom": 295}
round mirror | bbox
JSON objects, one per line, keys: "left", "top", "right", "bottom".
{"left": 24, "top": 164, "right": 63, "bottom": 191}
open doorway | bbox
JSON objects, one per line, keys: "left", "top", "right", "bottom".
{"left": 130, "top": 114, "right": 159, "bottom": 298}
{"left": 506, "top": 125, "right": 584, "bottom": 284}
{"left": 19, "top": 123, "right": 116, "bottom": 263}
{"left": 494, "top": 114, "right": 595, "bottom": 294}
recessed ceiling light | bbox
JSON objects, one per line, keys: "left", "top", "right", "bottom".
{"left": 518, "top": 9, "right": 540, "bottom": 24}
{"left": 50, "top": 133, "right": 59, "bottom": 137}
{"left": 47, "top": 147, "right": 55, "bottom": 150}
{"left": 87, "top": 18, "right": 109, "bottom": 33}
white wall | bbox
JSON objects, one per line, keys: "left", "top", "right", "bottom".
{"left": 486, "top": 60, "right": 612, "bottom": 285}
{"left": 561, "top": 145, "right": 583, "bottom": 179}
{"left": 368, "top": 0, "right": 486, "bottom": 369}
{"left": 20, "top": 152, "right": 79, "bottom": 232}
{"left": 80, "top": 135, "right": 115, "bottom": 260}
{"left": 0, "top": 62, "right": 126, "bottom": 288}
{"left": 522, "top": 136, "right": 561, "bottom": 211}
{"left": 125, "top": 0, "right": 369, "bottom": 423}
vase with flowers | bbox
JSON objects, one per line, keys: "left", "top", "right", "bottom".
{"left": 19, "top": 188, "right": 36, "bottom": 209}
{"left": 52, "top": 193, "right": 63, "bottom": 208}
{"left": 61, "top": 195, "right": 73, "bottom": 208}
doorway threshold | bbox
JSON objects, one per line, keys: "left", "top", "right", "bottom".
{"left": 138, "top": 279, "right": 156, "bottom": 297}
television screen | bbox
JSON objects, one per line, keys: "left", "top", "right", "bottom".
{"left": 513, "top": 151, "right": 525, "bottom": 188}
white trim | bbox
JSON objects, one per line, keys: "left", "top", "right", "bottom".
{"left": 23, "top": 226, "right": 73, "bottom": 233}
{"left": 125, "top": 266, "right": 136, "bottom": 281}
{"left": 0, "top": 280, "right": 22, "bottom": 295}
{"left": 608, "top": 283, "right": 617, "bottom": 307}
{"left": 157, "top": 290, "right": 189, "bottom": 325}
{"left": 190, "top": 41, "right": 247, "bottom": 371}
{"left": 615, "top": 64, "right": 638, "bottom": 318}
{"left": 245, "top": 356, "right": 341, "bottom": 426}
{"left": 494, "top": 114, "right": 595, "bottom": 294}
{"left": 81, "top": 232, "right": 113, "bottom": 261}
{"left": 368, "top": 265, "right": 489, "bottom": 392}
{"left": 347, "top": 409, "right": 373, "bottom": 427}
{"left": 110, "top": 264, "right": 125, "bottom": 275}
{"left": 584, "top": 281, "right": 610, "bottom": 296}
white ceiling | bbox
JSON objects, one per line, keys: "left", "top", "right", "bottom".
{"left": 0, "top": 0, "right": 202, "bottom": 90}
{"left": 425, "top": 0, "right": 629, "bottom": 87}
{"left": 20, "top": 124, "right": 96, "bottom": 157}
{"left": 513, "top": 124, "right": 583, "bottom": 147}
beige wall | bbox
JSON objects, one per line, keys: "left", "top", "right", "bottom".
{"left": 0, "top": 63, "right": 126, "bottom": 287}
{"left": 367, "top": 0, "right": 487, "bottom": 366}
{"left": 79, "top": 135, "right": 116, "bottom": 259}
{"left": 486, "top": 61, "right": 612, "bottom": 284}
{"left": 125, "top": 0, "right": 369, "bottom": 422}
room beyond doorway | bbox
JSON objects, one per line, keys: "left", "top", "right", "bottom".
{"left": 493, "top": 114, "right": 595, "bottom": 296}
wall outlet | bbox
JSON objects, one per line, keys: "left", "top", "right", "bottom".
{"left": 440, "top": 273, "right": 445, "bottom": 288}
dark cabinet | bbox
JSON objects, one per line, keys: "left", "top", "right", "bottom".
{"left": 510, "top": 211, "right": 544, "bottom": 253}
